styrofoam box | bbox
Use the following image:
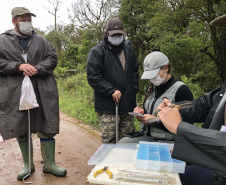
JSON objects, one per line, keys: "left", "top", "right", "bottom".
{"left": 136, "top": 141, "right": 185, "bottom": 173}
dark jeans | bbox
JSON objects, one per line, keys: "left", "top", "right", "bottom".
{"left": 179, "top": 165, "right": 213, "bottom": 185}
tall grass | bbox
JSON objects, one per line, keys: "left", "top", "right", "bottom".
{"left": 57, "top": 72, "right": 99, "bottom": 128}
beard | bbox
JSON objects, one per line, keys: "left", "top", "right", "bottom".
{"left": 14, "top": 21, "right": 27, "bottom": 37}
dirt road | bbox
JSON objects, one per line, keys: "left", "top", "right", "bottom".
{"left": 0, "top": 112, "right": 102, "bottom": 185}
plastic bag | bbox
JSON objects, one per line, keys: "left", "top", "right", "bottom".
{"left": 19, "top": 75, "right": 39, "bottom": 110}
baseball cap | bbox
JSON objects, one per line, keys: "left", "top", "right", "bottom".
{"left": 210, "top": 14, "right": 226, "bottom": 28}
{"left": 11, "top": 7, "right": 36, "bottom": 18}
{"left": 141, "top": 51, "right": 169, "bottom": 79}
{"left": 106, "top": 18, "right": 125, "bottom": 35}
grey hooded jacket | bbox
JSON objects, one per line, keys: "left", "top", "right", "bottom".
{"left": 173, "top": 82, "right": 226, "bottom": 172}
{"left": 0, "top": 30, "right": 59, "bottom": 140}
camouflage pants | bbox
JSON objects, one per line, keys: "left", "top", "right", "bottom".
{"left": 99, "top": 113, "right": 135, "bottom": 143}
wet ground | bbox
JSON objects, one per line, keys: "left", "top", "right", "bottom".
{"left": 0, "top": 112, "right": 101, "bottom": 185}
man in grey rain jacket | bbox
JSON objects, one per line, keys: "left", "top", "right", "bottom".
{"left": 0, "top": 7, "right": 67, "bottom": 180}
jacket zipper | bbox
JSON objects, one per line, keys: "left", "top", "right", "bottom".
{"left": 113, "top": 52, "right": 126, "bottom": 73}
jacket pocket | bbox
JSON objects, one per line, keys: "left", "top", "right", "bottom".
{"left": 0, "top": 78, "right": 6, "bottom": 115}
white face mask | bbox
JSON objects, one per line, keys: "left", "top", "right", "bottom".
{"left": 150, "top": 71, "right": 166, "bottom": 86}
{"left": 108, "top": 35, "right": 124, "bottom": 46}
{"left": 19, "top": 22, "right": 33, "bottom": 36}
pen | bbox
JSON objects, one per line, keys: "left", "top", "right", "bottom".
{"left": 137, "top": 102, "right": 140, "bottom": 110}
{"left": 137, "top": 102, "right": 142, "bottom": 115}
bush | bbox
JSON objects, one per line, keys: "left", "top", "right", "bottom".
{"left": 54, "top": 66, "right": 68, "bottom": 79}
{"left": 57, "top": 72, "right": 99, "bottom": 128}
{"left": 180, "top": 75, "right": 204, "bottom": 99}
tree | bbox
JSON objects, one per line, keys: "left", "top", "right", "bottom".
{"left": 45, "top": 29, "right": 67, "bottom": 60}
{"left": 119, "top": 0, "right": 224, "bottom": 94}
{"left": 44, "top": 0, "right": 62, "bottom": 31}
{"left": 209, "top": 0, "right": 226, "bottom": 82}
{"left": 77, "top": 24, "right": 104, "bottom": 64}
{"left": 59, "top": 43, "right": 79, "bottom": 69}
{"left": 69, "top": 0, "right": 119, "bottom": 30}
{"left": 67, "top": 0, "right": 120, "bottom": 66}
{"left": 119, "top": 0, "right": 156, "bottom": 55}
{"left": 149, "top": 0, "right": 217, "bottom": 90}
{"left": 45, "top": 23, "right": 81, "bottom": 65}
{"left": 119, "top": 0, "right": 158, "bottom": 100}
{"left": 34, "top": 28, "right": 45, "bottom": 36}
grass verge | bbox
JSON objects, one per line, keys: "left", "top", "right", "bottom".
{"left": 57, "top": 72, "right": 99, "bottom": 128}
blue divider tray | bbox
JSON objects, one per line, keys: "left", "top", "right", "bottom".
{"left": 136, "top": 141, "right": 185, "bottom": 173}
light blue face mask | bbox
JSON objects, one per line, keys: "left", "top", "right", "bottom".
{"left": 108, "top": 35, "right": 124, "bottom": 46}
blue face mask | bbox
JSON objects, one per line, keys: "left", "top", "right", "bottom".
{"left": 108, "top": 35, "right": 124, "bottom": 46}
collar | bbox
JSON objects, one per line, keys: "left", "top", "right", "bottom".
{"left": 103, "top": 38, "right": 124, "bottom": 53}
{"left": 13, "top": 28, "right": 31, "bottom": 38}
{"left": 154, "top": 76, "right": 177, "bottom": 98}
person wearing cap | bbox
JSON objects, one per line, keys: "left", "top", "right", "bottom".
{"left": 152, "top": 15, "right": 226, "bottom": 185}
{"left": 0, "top": 7, "right": 67, "bottom": 180}
{"left": 119, "top": 51, "right": 193, "bottom": 143}
{"left": 87, "top": 17, "right": 139, "bottom": 143}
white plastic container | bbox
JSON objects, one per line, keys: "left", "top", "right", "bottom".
{"left": 88, "top": 143, "right": 138, "bottom": 165}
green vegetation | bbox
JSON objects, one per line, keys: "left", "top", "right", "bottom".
{"left": 57, "top": 72, "right": 99, "bottom": 128}
{"left": 56, "top": 69, "right": 204, "bottom": 130}
{"left": 43, "top": 0, "right": 226, "bottom": 128}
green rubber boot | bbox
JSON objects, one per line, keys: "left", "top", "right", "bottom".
{"left": 41, "top": 139, "right": 67, "bottom": 176}
{"left": 17, "top": 140, "right": 35, "bottom": 180}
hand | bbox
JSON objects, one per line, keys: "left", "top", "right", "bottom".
{"left": 137, "top": 114, "right": 156, "bottom": 124}
{"left": 133, "top": 106, "right": 144, "bottom": 115}
{"left": 155, "top": 98, "right": 171, "bottom": 116}
{"left": 158, "top": 106, "right": 182, "bottom": 134}
{"left": 19, "top": 63, "right": 37, "bottom": 76}
{"left": 112, "top": 90, "right": 122, "bottom": 103}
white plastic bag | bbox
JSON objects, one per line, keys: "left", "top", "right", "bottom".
{"left": 19, "top": 75, "right": 39, "bottom": 110}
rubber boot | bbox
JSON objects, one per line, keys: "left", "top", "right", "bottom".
{"left": 17, "top": 139, "right": 35, "bottom": 180}
{"left": 40, "top": 138, "right": 67, "bottom": 176}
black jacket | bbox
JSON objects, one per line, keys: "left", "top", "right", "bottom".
{"left": 87, "top": 40, "right": 139, "bottom": 114}
{"left": 173, "top": 82, "right": 226, "bottom": 172}
{"left": 180, "top": 83, "right": 226, "bottom": 129}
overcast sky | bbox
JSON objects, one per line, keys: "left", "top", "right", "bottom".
{"left": 0, "top": 0, "right": 76, "bottom": 34}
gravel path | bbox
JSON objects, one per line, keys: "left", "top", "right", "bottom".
{"left": 0, "top": 112, "right": 101, "bottom": 185}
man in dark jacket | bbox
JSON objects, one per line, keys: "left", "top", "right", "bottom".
{"left": 87, "top": 17, "right": 139, "bottom": 143}
{"left": 158, "top": 82, "right": 226, "bottom": 185}
{"left": 0, "top": 7, "right": 67, "bottom": 180}
{"left": 156, "top": 14, "right": 226, "bottom": 185}
{"left": 157, "top": 14, "right": 226, "bottom": 183}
